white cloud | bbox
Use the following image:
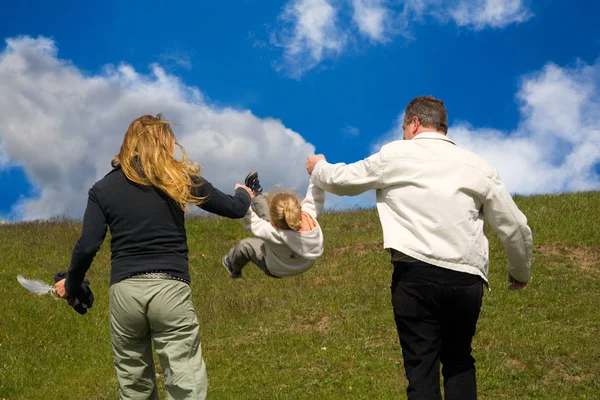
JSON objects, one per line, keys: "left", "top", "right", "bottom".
{"left": 341, "top": 124, "right": 360, "bottom": 136}
{"left": 352, "top": 0, "right": 391, "bottom": 42}
{"left": 449, "top": 0, "right": 532, "bottom": 30}
{"left": 272, "top": 0, "right": 532, "bottom": 77}
{"left": 396, "top": 0, "right": 533, "bottom": 31}
{"left": 0, "top": 36, "right": 316, "bottom": 220}
{"left": 0, "top": 143, "right": 9, "bottom": 167}
{"left": 378, "top": 60, "right": 600, "bottom": 195}
{"left": 159, "top": 51, "right": 193, "bottom": 70}
{"left": 270, "top": 0, "right": 346, "bottom": 79}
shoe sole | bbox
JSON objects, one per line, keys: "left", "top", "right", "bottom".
{"left": 222, "top": 256, "right": 241, "bottom": 279}
{"left": 245, "top": 171, "right": 258, "bottom": 187}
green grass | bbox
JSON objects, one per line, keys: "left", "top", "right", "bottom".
{"left": 1, "top": 192, "right": 599, "bottom": 399}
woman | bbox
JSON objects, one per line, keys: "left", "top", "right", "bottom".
{"left": 55, "top": 114, "right": 252, "bottom": 399}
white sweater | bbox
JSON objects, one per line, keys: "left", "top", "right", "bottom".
{"left": 242, "top": 181, "right": 325, "bottom": 277}
{"left": 311, "top": 131, "right": 533, "bottom": 283}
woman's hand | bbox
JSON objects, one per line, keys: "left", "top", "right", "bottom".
{"left": 235, "top": 184, "right": 254, "bottom": 199}
{"left": 55, "top": 278, "right": 69, "bottom": 298}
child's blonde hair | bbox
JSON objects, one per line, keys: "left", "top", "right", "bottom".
{"left": 269, "top": 191, "right": 302, "bottom": 231}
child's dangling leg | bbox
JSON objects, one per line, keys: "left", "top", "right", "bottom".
{"left": 222, "top": 238, "right": 268, "bottom": 278}
{"left": 251, "top": 193, "right": 270, "bottom": 221}
{"left": 245, "top": 171, "right": 269, "bottom": 220}
{"left": 222, "top": 171, "right": 270, "bottom": 278}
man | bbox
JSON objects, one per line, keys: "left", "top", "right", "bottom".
{"left": 306, "top": 96, "right": 532, "bottom": 400}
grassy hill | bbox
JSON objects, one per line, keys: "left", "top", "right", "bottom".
{"left": 0, "top": 192, "right": 599, "bottom": 399}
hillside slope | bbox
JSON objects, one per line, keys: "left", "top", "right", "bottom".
{"left": 1, "top": 192, "right": 598, "bottom": 399}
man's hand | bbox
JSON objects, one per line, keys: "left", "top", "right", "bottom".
{"left": 508, "top": 274, "right": 527, "bottom": 291}
{"left": 235, "top": 184, "right": 254, "bottom": 199}
{"left": 306, "top": 154, "right": 326, "bottom": 175}
{"left": 55, "top": 278, "right": 68, "bottom": 298}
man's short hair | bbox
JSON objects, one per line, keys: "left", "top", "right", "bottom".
{"left": 404, "top": 96, "right": 448, "bottom": 134}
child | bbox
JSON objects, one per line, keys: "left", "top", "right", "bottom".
{"left": 222, "top": 171, "right": 325, "bottom": 278}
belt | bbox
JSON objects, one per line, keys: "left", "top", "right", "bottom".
{"left": 128, "top": 272, "right": 190, "bottom": 284}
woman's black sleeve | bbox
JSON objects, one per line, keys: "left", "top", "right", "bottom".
{"left": 191, "top": 176, "right": 251, "bottom": 218}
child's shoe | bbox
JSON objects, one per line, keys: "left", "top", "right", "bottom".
{"left": 222, "top": 255, "right": 241, "bottom": 279}
{"left": 244, "top": 171, "right": 263, "bottom": 196}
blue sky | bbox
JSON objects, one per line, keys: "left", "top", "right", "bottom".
{"left": 0, "top": 0, "right": 599, "bottom": 220}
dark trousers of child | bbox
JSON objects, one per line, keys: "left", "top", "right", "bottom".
{"left": 391, "top": 259, "right": 484, "bottom": 400}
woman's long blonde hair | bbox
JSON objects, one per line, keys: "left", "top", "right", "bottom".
{"left": 269, "top": 191, "right": 302, "bottom": 231}
{"left": 111, "top": 114, "right": 204, "bottom": 211}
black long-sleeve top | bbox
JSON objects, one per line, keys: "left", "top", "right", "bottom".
{"left": 64, "top": 166, "right": 251, "bottom": 295}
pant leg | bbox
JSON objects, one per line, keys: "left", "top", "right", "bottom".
{"left": 110, "top": 280, "right": 158, "bottom": 400}
{"left": 251, "top": 194, "right": 270, "bottom": 221}
{"left": 227, "top": 237, "right": 269, "bottom": 275}
{"left": 440, "top": 281, "right": 483, "bottom": 400}
{"left": 148, "top": 280, "right": 208, "bottom": 400}
{"left": 392, "top": 279, "right": 443, "bottom": 400}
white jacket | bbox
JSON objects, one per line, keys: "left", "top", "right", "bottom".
{"left": 311, "top": 131, "right": 533, "bottom": 283}
{"left": 242, "top": 181, "right": 325, "bottom": 277}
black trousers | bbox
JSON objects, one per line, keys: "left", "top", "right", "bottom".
{"left": 391, "top": 261, "right": 484, "bottom": 400}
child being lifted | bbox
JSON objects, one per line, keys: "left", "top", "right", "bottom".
{"left": 222, "top": 171, "right": 325, "bottom": 278}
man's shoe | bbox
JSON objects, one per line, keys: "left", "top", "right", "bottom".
{"left": 244, "top": 171, "right": 263, "bottom": 196}
{"left": 222, "top": 255, "right": 241, "bottom": 279}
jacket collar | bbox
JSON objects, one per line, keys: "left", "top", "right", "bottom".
{"left": 412, "top": 131, "right": 455, "bottom": 145}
